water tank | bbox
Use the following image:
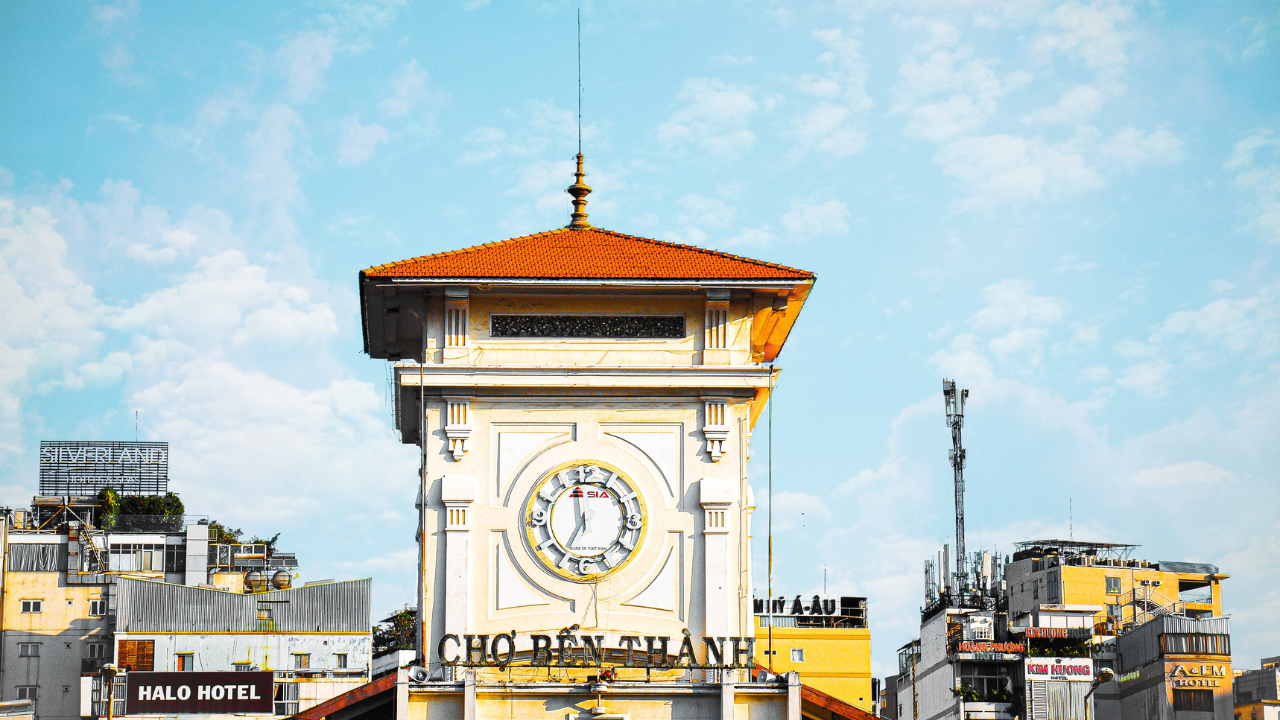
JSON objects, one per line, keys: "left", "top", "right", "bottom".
{"left": 271, "top": 570, "right": 292, "bottom": 590}
{"left": 245, "top": 570, "right": 268, "bottom": 593}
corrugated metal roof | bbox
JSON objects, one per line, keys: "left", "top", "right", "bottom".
{"left": 1156, "top": 560, "right": 1220, "bottom": 575}
{"left": 116, "top": 578, "right": 370, "bottom": 633}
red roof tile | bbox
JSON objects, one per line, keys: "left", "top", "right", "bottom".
{"left": 361, "top": 227, "right": 813, "bottom": 281}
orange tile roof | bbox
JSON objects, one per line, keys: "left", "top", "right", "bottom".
{"left": 361, "top": 227, "right": 813, "bottom": 281}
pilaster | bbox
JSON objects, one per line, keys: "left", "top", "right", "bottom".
{"left": 442, "top": 474, "right": 474, "bottom": 635}
{"left": 703, "top": 288, "right": 731, "bottom": 365}
{"left": 701, "top": 476, "right": 733, "bottom": 639}
{"left": 443, "top": 286, "right": 470, "bottom": 364}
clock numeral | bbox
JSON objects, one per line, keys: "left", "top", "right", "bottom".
{"left": 625, "top": 513, "right": 642, "bottom": 530}
{"left": 577, "top": 558, "right": 596, "bottom": 575}
{"left": 530, "top": 508, "right": 548, "bottom": 526}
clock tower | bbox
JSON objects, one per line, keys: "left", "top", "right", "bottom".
{"left": 358, "top": 156, "right": 814, "bottom": 676}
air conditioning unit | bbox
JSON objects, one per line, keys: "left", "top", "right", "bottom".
{"left": 1152, "top": 581, "right": 1161, "bottom": 587}
{"left": 1140, "top": 580, "right": 1151, "bottom": 586}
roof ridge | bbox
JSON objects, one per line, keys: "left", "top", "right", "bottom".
{"left": 363, "top": 226, "right": 812, "bottom": 278}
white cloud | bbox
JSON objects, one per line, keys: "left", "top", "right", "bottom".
{"left": 936, "top": 133, "right": 1104, "bottom": 210}
{"left": 1079, "top": 366, "right": 1112, "bottom": 382}
{"left": 791, "top": 104, "right": 868, "bottom": 158}
{"left": 91, "top": 0, "right": 139, "bottom": 25}
{"left": 1115, "top": 360, "right": 1175, "bottom": 397}
{"left": 0, "top": 199, "right": 105, "bottom": 455}
{"left": 1023, "top": 85, "right": 1104, "bottom": 126}
{"left": 894, "top": 45, "right": 1031, "bottom": 142}
{"left": 1150, "top": 288, "right": 1279, "bottom": 357}
{"left": 1054, "top": 254, "right": 1097, "bottom": 273}
{"left": 930, "top": 333, "right": 995, "bottom": 382}
{"left": 337, "top": 115, "right": 390, "bottom": 166}
{"left": 780, "top": 199, "right": 850, "bottom": 236}
{"left": 1100, "top": 127, "right": 1184, "bottom": 169}
{"left": 970, "top": 280, "right": 1066, "bottom": 332}
{"left": 113, "top": 250, "right": 338, "bottom": 352}
{"left": 1224, "top": 130, "right": 1280, "bottom": 244}
{"left": 788, "top": 29, "right": 872, "bottom": 158}
{"left": 277, "top": 32, "right": 336, "bottom": 103}
{"left": 1033, "top": 0, "right": 1134, "bottom": 88}
{"left": 1124, "top": 460, "right": 1236, "bottom": 488}
{"left": 246, "top": 104, "right": 304, "bottom": 242}
{"left": 379, "top": 59, "right": 429, "bottom": 117}
{"left": 677, "top": 195, "right": 736, "bottom": 229}
{"left": 657, "top": 78, "right": 758, "bottom": 157}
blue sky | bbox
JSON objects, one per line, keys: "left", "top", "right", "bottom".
{"left": 1, "top": 0, "right": 1277, "bottom": 677}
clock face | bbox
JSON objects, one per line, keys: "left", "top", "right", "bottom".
{"left": 525, "top": 461, "right": 646, "bottom": 582}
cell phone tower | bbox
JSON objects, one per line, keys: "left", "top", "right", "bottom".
{"left": 943, "top": 379, "right": 969, "bottom": 598}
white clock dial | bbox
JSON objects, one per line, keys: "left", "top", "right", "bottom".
{"left": 525, "top": 462, "right": 645, "bottom": 581}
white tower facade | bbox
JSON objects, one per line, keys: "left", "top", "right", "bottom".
{"left": 358, "top": 170, "right": 814, "bottom": 683}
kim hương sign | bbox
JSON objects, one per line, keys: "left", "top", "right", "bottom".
{"left": 125, "top": 672, "right": 273, "bottom": 715}
{"left": 1025, "top": 658, "right": 1094, "bottom": 682}
{"left": 39, "top": 441, "right": 169, "bottom": 495}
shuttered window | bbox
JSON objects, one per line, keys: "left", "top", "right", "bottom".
{"left": 117, "top": 640, "right": 154, "bottom": 671}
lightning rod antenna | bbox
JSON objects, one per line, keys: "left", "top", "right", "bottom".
{"left": 577, "top": 9, "right": 582, "bottom": 154}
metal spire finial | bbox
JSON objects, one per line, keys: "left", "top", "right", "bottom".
{"left": 567, "top": 153, "right": 592, "bottom": 228}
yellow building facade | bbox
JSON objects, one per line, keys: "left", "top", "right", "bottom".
{"left": 754, "top": 622, "right": 872, "bottom": 709}
{"left": 1005, "top": 540, "right": 1226, "bottom": 632}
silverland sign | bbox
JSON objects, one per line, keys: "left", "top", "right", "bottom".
{"left": 439, "top": 632, "right": 756, "bottom": 668}
{"left": 125, "top": 671, "right": 273, "bottom": 714}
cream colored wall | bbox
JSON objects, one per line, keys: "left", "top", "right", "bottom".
{"left": 2, "top": 568, "right": 108, "bottom": 720}
{"left": 413, "top": 292, "right": 758, "bottom": 367}
{"left": 422, "top": 398, "right": 755, "bottom": 663}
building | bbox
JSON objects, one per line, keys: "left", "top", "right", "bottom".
{"left": 93, "top": 577, "right": 371, "bottom": 719}
{"left": 1111, "top": 615, "right": 1233, "bottom": 719}
{"left": 879, "top": 671, "right": 901, "bottom": 719}
{"left": 752, "top": 593, "right": 872, "bottom": 709}
{"left": 0, "top": 441, "right": 302, "bottom": 720}
{"left": 304, "top": 155, "right": 874, "bottom": 720}
{"left": 1003, "top": 539, "right": 1234, "bottom": 720}
{"left": 1004, "top": 539, "right": 1227, "bottom": 633}
{"left": 1233, "top": 656, "right": 1279, "bottom": 720}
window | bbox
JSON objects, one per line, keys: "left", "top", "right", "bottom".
{"left": 1047, "top": 572, "right": 1060, "bottom": 602}
{"left": 234, "top": 663, "right": 253, "bottom": 672}
{"left": 164, "top": 544, "right": 187, "bottom": 573}
{"left": 1032, "top": 582, "right": 1039, "bottom": 600}
{"left": 21, "top": 600, "right": 42, "bottom": 614}
{"left": 256, "top": 606, "right": 274, "bottom": 631}
{"left": 294, "top": 654, "right": 310, "bottom": 670}
{"left": 176, "top": 654, "right": 193, "bottom": 671}
{"left": 89, "top": 599, "right": 106, "bottom": 617}
{"left": 274, "top": 683, "right": 299, "bottom": 716}
{"left": 335, "top": 654, "right": 348, "bottom": 669}
{"left": 117, "top": 640, "right": 154, "bottom": 671}
{"left": 790, "top": 648, "right": 805, "bottom": 663}
{"left": 957, "top": 662, "right": 1012, "bottom": 699}
{"left": 1105, "top": 577, "right": 1121, "bottom": 594}
{"left": 1107, "top": 604, "right": 1121, "bottom": 619}
{"left": 18, "top": 643, "right": 40, "bottom": 657}
{"left": 108, "top": 544, "right": 164, "bottom": 572}
{"left": 16, "top": 687, "right": 37, "bottom": 700}
{"left": 88, "top": 644, "right": 105, "bottom": 659}
{"left": 1162, "top": 633, "right": 1230, "bottom": 656}
{"left": 1173, "top": 689, "right": 1214, "bottom": 711}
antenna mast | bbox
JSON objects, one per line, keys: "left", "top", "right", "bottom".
{"left": 943, "top": 379, "right": 969, "bottom": 598}
{"left": 577, "top": 9, "right": 582, "bottom": 154}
